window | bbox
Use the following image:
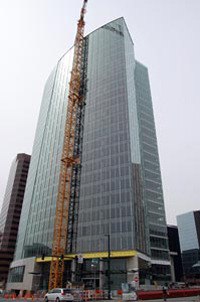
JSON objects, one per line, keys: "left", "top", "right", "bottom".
{"left": 53, "top": 289, "right": 61, "bottom": 294}
{"left": 8, "top": 266, "right": 25, "bottom": 283}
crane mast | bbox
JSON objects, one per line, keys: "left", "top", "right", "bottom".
{"left": 49, "top": 0, "right": 88, "bottom": 290}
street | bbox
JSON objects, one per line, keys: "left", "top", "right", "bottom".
{"left": 145, "top": 297, "right": 200, "bottom": 302}
{"left": 1, "top": 297, "right": 200, "bottom": 302}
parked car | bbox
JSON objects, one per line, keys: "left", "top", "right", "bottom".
{"left": 44, "top": 288, "right": 74, "bottom": 302}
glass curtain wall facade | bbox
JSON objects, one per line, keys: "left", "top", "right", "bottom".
{"left": 77, "top": 18, "right": 170, "bottom": 279}
{"left": 13, "top": 18, "right": 169, "bottom": 280}
{"left": 77, "top": 18, "right": 147, "bottom": 253}
{"left": 134, "top": 62, "right": 170, "bottom": 278}
{"left": 14, "top": 51, "right": 74, "bottom": 260}
{"left": 177, "top": 211, "right": 200, "bottom": 277}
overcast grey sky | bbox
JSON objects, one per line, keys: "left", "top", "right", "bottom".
{"left": 0, "top": 0, "right": 199, "bottom": 224}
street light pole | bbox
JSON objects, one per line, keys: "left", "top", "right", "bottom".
{"left": 107, "top": 234, "right": 111, "bottom": 300}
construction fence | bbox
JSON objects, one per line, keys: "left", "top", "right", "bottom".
{"left": 2, "top": 289, "right": 115, "bottom": 301}
{"left": 3, "top": 287, "right": 200, "bottom": 301}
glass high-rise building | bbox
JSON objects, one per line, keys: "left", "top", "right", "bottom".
{"left": 177, "top": 211, "right": 200, "bottom": 278}
{"left": 0, "top": 153, "right": 30, "bottom": 287}
{"left": 7, "top": 18, "right": 170, "bottom": 291}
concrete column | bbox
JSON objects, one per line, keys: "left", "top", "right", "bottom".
{"left": 71, "top": 259, "right": 76, "bottom": 282}
{"left": 126, "top": 256, "right": 139, "bottom": 288}
{"left": 99, "top": 259, "right": 104, "bottom": 289}
{"left": 170, "top": 255, "right": 175, "bottom": 282}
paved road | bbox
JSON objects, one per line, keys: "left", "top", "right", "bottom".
{"left": 0, "top": 300, "right": 43, "bottom": 302}
{"left": 0, "top": 299, "right": 43, "bottom": 302}
{"left": 96, "top": 298, "right": 200, "bottom": 302}
{"left": 145, "top": 297, "right": 200, "bottom": 302}
{"left": 1, "top": 298, "right": 200, "bottom": 302}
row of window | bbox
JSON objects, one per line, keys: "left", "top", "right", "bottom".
{"left": 151, "top": 249, "right": 169, "bottom": 260}
{"left": 79, "top": 205, "right": 132, "bottom": 223}
{"left": 150, "top": 236, "right": 168, "bottom": 249}
{"left": 80, "top": 191, "right": 130, "bottom": 208}
{"left": 78, "top": 234, "right": 133, "bottom": 252}
{"left": 81, "top": 178, "right": 131, "bottom": 196}
{"left": 84, "top": 131, "right": 128, "bottom": 145}
{"left": 80, "top": 220, "right": 132, "bottom": 236}
{"left": 82, "top": 166, "right": 130, "bottom": 183}
{"left": 82, "top": 146, "right": 129, "bottom": 161}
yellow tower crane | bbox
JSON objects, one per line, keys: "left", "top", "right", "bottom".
{"left": 48, "top": 0, "right": 88, "bottom": 290}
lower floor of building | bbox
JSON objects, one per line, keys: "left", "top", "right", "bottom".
{"left": 6, "top": 250, "right": 171, "bottom": 292}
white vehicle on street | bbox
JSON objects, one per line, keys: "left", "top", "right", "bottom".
{"left": 121, "top": 282, "right": 138, "bottom": 301}
{"left": 122, "top": 291, "right": 138, "bottom": 301}
{"left": 44, "top": 288, "right": 74, "bottom": 302}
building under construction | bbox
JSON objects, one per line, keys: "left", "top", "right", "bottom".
{"left": 7, "top": 1, "right": 171, "bottom": 292}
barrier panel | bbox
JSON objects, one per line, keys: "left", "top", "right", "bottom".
{"left": 83, "top": 290, "right": 89, "bottom": 301}
{"left": 72, "top": 289, "right": 108, "bottom": 301}
{"left": 12, "top": 293, "right": 16, "bottom": 299}
{"left": 138, "top": 288, "right": 200, "bottom": 300}
{"left": 94, "top": 289, "right": 104, "bottom": 300}
{"left": 24, "top": 291, "right": 32, "bottom": 299}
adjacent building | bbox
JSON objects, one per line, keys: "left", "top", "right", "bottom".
{"left": 0, "top": 153, "right": 30, "bottom": 288}
{"left": 177, "top": 211, "right": 200, "bottom": 280}
{"left": 167, "top": 225, "right": 183, "bottom": 282}
{"left": 7, "top": 18, "right": 170, "bottom": 291}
